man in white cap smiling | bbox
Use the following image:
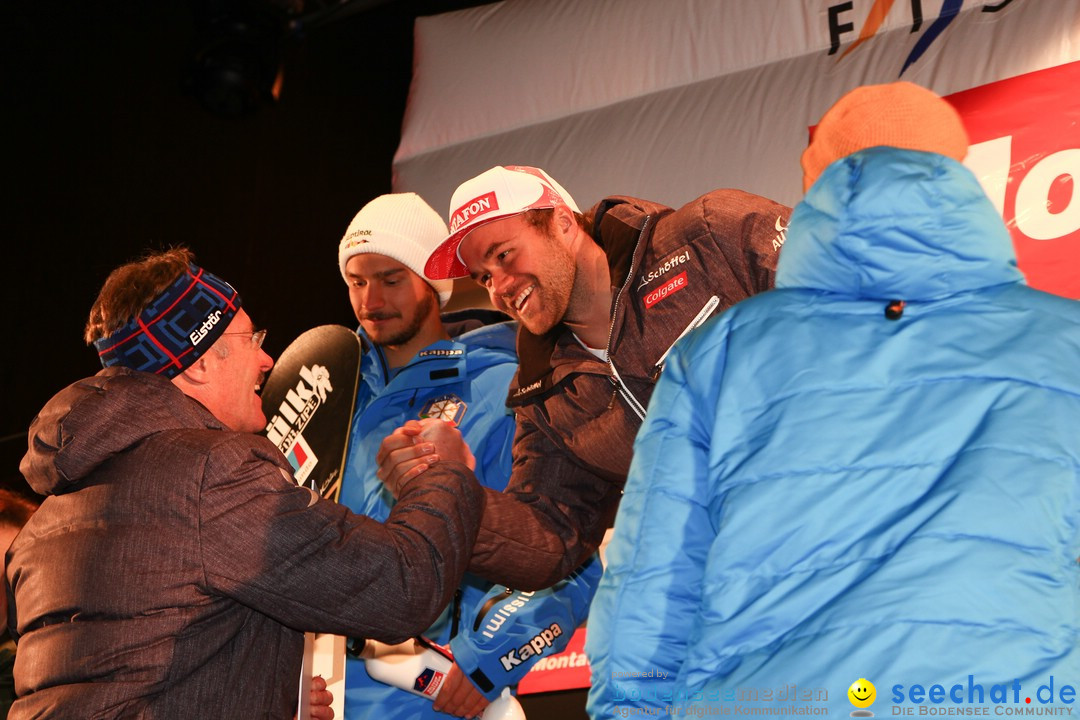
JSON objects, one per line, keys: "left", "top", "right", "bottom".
{"left": 336, "top": 192, "right": 599, "bottom": 720}
{"left": 376, "top": 165, "right": 790, "bottom": 592}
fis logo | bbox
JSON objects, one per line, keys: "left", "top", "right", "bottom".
{"left": 828, "top": 0, "right": 1016, "bottom": 76}
{"left": 284, "top": 436, "right": 318, "bottom": 483}
{"left": 499, "top": 623, "right": 563, "bottom": 672}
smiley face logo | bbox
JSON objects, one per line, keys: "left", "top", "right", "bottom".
{"left": 848, "top": 678, "right": 876, "bottom": 709}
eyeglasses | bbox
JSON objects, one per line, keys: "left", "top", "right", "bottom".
{"left": 221, "top": 328, "right": 268, "bottom": 349}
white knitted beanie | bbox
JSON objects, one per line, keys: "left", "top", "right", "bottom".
{"left": 338, "top": 192, "right": 454, "bottom": 307}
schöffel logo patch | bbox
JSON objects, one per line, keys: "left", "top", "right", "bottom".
{"left": 638, "top": 250, "right": 691, "bottom": 289}
{"left": 420, "top": 394, "right": 467, "bottom": 424}
{"left": 773, "top": 215, "right": 788, "bottom": 252}
{"left": 450, "top": 192, "right": 499, "bottom": 232}
{"left": 643, "top": 271, "right": 688, "bottom": 309}
{"left": 512, "top": 380, "right": 543, "bottom": 400}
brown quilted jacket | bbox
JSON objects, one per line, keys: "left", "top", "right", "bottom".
{"left": 468, "top": 189, "right": 791, "bottom": 589}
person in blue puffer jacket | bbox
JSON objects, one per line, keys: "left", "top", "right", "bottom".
{"left": 337, "top": 193, "right": 599, "bottom": 720}
{"left": 587, "top": 82, "right": 1080, "bottom": 719}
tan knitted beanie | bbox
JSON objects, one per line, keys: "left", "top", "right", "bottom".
{"left": 801, "top": 81, "right": 969, "bottom": 192}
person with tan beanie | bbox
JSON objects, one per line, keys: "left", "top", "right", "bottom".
{"left": 799, "top": 80, "right": 969, "bottom": 192}
{"left": 587, "top": 81, "right": 1080, "bottom": 718}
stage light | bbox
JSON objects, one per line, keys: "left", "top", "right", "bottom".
{"left": 185, "top": 1, "right": 287, "bottom": 116}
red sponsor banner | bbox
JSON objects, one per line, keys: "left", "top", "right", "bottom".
{"left": 946, "top": 61, "right": 1080, "bottom": 299}
{"left": 644, "top": 271, "right": 688, "bottom": 309}
{"left": 806, "top": 62, "right": 1080, "bottom": 298}
{"left": 517, "top": 626, "right": 591, "bottom": 695}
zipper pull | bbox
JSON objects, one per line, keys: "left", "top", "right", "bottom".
{"left": 649, "top": 295, "right": 721, "bottom": 382}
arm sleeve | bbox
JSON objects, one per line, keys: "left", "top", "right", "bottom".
{"left": 468, "top": 416, "right": 622, "bottom": 590}
{"left": 449, "top": 553, "right": 602, "bottom": 700}
{"left": 700, "top": 188, "right": 790, "bottom": 301}
{"left": 198, "top": 439, "right": 484, "bottom": 644}
{"left": 585, "top": 334, "right": 725, "bottom": 717}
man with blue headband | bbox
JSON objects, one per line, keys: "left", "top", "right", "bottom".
{"left": 8, "top": 247, "right": 484, "bottom": 719}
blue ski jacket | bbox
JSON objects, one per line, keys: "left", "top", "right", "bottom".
{"left": 340, "top": 310, "right": 598, "bottom": 720}
{"left": 587, "top": 148, "right": 1080, "bottom": 718}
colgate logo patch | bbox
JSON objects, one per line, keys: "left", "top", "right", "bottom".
{"left": 450, "top": 192, "right": 499, "bottom": 232}
{"left": 644, "top": 271, "right": 688, "bottom": 309}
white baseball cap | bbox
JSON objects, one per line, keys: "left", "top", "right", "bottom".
{"left": 424, "top": 165, "right": 580, "bottom": 280}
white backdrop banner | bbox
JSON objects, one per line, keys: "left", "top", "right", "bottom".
{"left": 394, "top": 0, "right": 1079, "bottom": 298}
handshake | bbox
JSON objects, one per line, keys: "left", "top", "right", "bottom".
{"left": 375, "top": 418, "right": 477, "bottom": 498}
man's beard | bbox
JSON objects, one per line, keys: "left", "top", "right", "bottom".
{"left": 369, "top": 290, "right": 436, "bottom": 348}
{"left": 523, "top": 232, "right": 576, "bottom": 335}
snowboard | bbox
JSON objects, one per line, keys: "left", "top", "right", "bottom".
{"left": 260, "top": 324, "right": 362, "bottom": 718}
{"left": 261, "top": 324, "right": 362, "bottom": 502}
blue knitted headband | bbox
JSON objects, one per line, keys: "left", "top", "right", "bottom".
{"left": 93, "top": 263, "right": 242, "bottom": 379}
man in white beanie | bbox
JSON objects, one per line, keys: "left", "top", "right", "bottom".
{"left": 336, "top": 192, "right": 599, "bottom": 720}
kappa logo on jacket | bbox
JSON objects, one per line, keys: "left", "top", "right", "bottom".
{"left": 499, "top": 623, "right": 563, "bottom": 672}
{"left": 418, "top": 348, "right": 464, "bottom": 358}
{"left": 420, "top": 394, "right": 467, "bottom": 424}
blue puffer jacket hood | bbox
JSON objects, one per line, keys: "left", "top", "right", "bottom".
{"left": 586, "top": 147, "right": 1080, "bottom": 720}
{"left": 778, "top": 146, "right": 1025, "bottom": 299}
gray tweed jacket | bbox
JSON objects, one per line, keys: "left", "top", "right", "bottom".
{"left": 9, "top": 366, "right": 482, "bottom": 719}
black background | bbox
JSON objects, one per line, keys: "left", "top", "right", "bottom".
{"left": 4, "top": 0, "right": 494, "bottom": 494}
{"left": 4, "top": 6, "right": 591, "bottom": 714}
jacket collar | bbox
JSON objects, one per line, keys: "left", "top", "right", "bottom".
{"left": 359, "top": 308, "right": 514, "bottom": 395}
